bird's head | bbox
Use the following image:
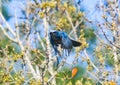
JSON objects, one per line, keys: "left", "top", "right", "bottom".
{"left": 50, "top": 31, "right": 62, "bottom": 43}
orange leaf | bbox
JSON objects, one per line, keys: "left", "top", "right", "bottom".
{"left": 109, "top": 81, "right": 116, "bottom": 85}
{"left": 72, "top": 67, "right": 78, "bottom": 78}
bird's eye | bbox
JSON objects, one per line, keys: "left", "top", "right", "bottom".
{"left": 50, "top": 32, "right": 53, "bottom": 35}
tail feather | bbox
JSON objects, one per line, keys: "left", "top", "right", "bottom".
{"left": 71, "top": 39, "right": 82, "bottom": 47}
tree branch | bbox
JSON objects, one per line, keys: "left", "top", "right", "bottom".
{"left": 84, "top": 49, "right": 99, "bottom": 72}
{"left": 43, "top": 15, "right": 56, "bottom": 85}
{"left": 100, "top": 27, "right": 120, "bottom": 49}
{"left": 14, "top": 9, "right": 39, "bottom": 80}
{"left": 0, "top": 25, "right": 17, "bottom": 42}
{"left": 0, "top": 13, "right": 16, "bottom": 36}
{"left": 65, "top": 10, "right": 78, "bottom": 40}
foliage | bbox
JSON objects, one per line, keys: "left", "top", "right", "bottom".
{"left": 0, "top": 0, "right": 120, "bottom": 85}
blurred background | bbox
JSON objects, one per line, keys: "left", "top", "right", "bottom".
{"left": 0, "top": 0, "right": 120, "bottom": 85}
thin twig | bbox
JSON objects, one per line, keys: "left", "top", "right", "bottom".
{"left": 0, "top": 13, "right": 16, "bottom": 36}
{"left": 100, "top": 27, "right": 120, "bottom": 49}
{"left": 37, "top": 32, "right": 46, "bottom": 51}
{"left": 65, "top": 10, "right": 78, "bottom": 40}
{"left": 84, "top": 49, "right": 99, "bottom": 72}
{"left": 87, "top": 71, "right": 103, "bottom": 85}
{"left": 0, "top": 25, "right": 17, "bottom": 42}
{"left": 69, "top": 18, "right": 83, "bottom": 36}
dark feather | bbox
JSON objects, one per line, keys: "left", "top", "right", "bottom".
{"left": 71, "top": 39, "right": 82, "bottom": 47}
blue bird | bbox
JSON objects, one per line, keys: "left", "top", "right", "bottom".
{"left": 50, "top": 30, "right": 82, "bottom": 67}
{"left": 50, "top": 30, "right": 81, "bottom": 56}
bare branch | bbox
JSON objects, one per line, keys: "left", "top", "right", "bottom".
{"left": 100, "top": 27, "right": 120, "bottom": 49}
{"left": 65, "top": 10, "right": 78, "bottom": 40}
{"left": 14, "top": 9, "right": 39, "bottom": 80}
{"left": 43, "top": 14, "right": 56, "bottom": 84}
{"left": 0, "top": 13, "right": 16, "bottom": 36}
{"left": 0, "top": 25, "right": 17, "bottom": 42}
{"left": 84, "top": 49, "right": 99, "bottom": 72}
{"left": 69, "top": 18, "right": 83, "bottom": 36}
{"left": 37, "top": 32, "right": 46, "bottom": 51}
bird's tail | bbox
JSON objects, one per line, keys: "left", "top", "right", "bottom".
{"left": 71, "top": 39, "right": 82, "bottom": 47}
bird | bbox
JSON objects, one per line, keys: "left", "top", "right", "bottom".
{"left": 50, "top": 30, "right": 81, "bottom": 56}
{"left": 50, "top": 30, "right": 82, "bottom": 67}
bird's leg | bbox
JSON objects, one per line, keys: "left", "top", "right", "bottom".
{"left": 68, "top": 49, "right": 71, "bottom": 56}
{"left": 56, "top": 55, "right": 59, "bottom": 68}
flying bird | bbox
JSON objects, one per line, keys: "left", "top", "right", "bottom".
{"left": 50, "top": 30, "right": 81, "bottom": 56}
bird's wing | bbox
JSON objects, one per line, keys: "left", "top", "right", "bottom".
{"left": 61, "top": 32, "right": 73, "bottom": 49}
